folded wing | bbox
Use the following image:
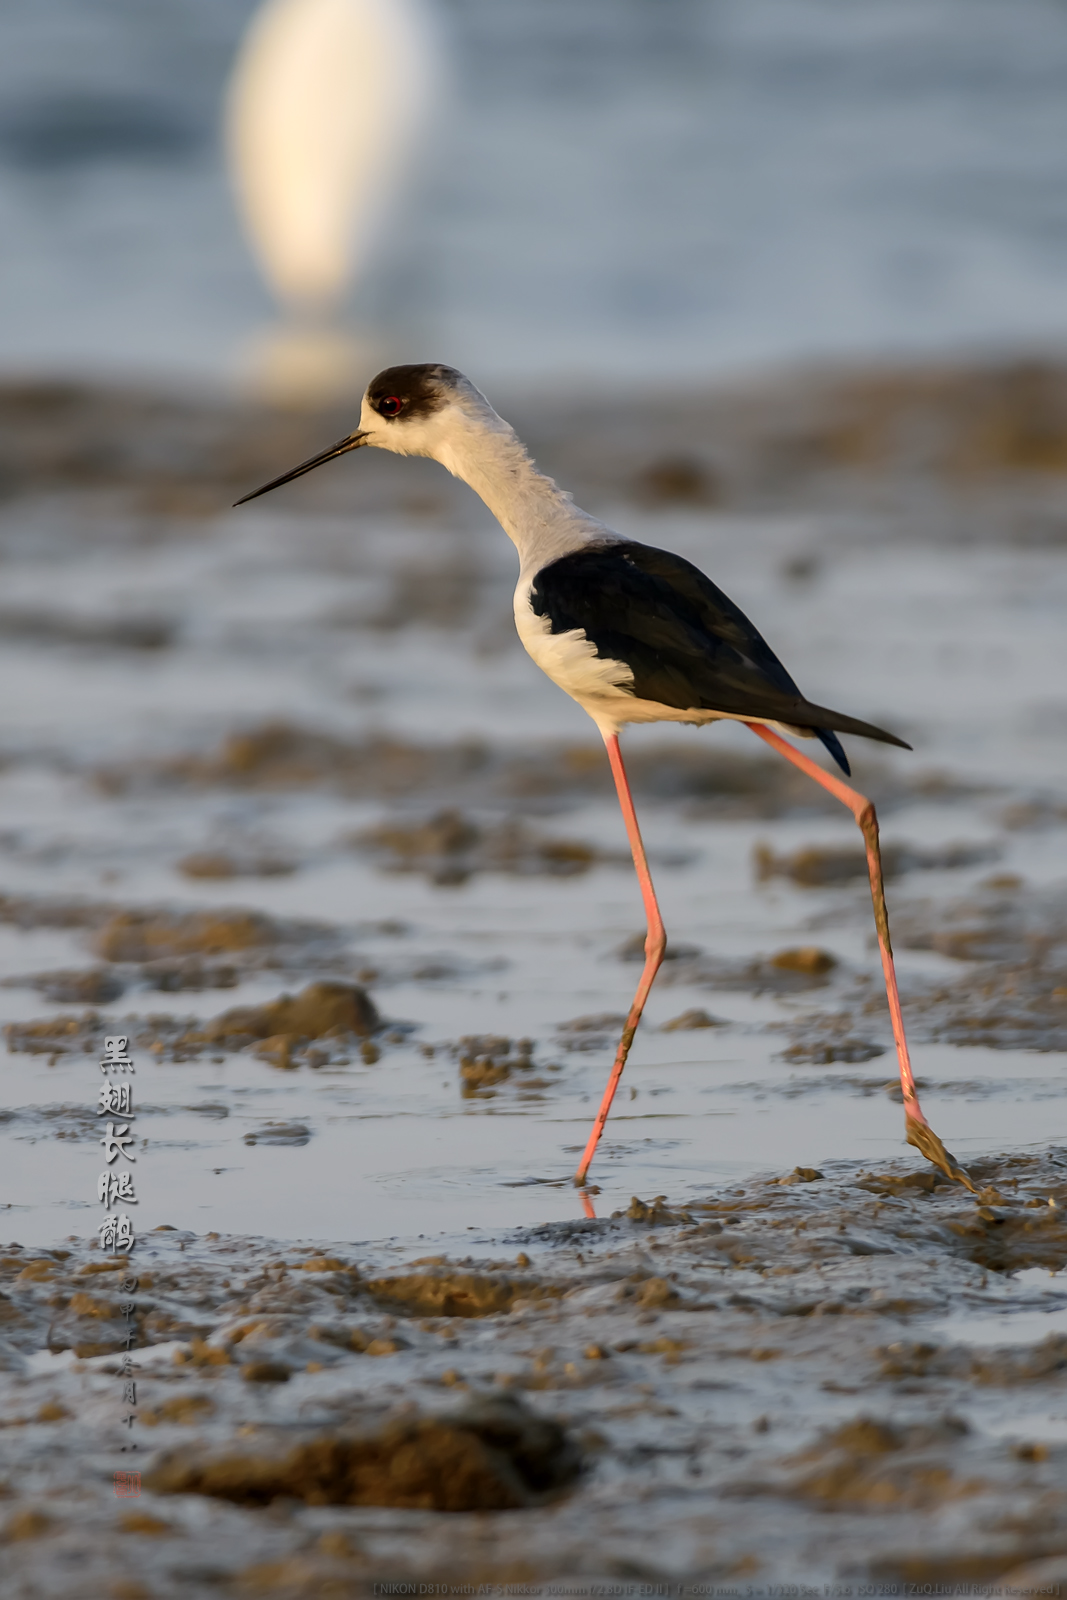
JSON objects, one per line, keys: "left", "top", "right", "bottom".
{"left": 529, "top": 541, "right": 910, "bottom": 775}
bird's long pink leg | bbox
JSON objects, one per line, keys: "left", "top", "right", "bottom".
{"left": 574, "top": 732, "right": 666, "bottom": 1186}
{"left": 747, "top": 722, "right": 975, "bottom": 1191}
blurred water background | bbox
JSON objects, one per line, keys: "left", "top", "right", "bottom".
{"left": 4, "top": 0, "right": 1067, "bottom": 387}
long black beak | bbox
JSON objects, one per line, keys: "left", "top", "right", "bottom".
{"left": 233, "top": 431, "right": 368, "bottom": 506}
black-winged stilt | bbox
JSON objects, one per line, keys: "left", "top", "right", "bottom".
{"left": 236, "top": 363, "right": 974, "bottom": 1195}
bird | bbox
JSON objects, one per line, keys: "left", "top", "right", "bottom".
{"left": 226, "top": 0, "right": 438, "bottom": 316}
{"left": 235, "top": 362, "right": 975, "bottom": 1195}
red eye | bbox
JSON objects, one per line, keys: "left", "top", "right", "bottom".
{"left": 379, "top": 396, "right": 403, "bottom": 417}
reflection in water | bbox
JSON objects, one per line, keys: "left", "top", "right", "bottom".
{"left": 226, "top": 0, "right": 442, "bottom": 401}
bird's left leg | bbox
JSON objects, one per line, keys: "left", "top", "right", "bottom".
{"left": 574, "top": 731, "right": 667, "bottom": 1186}
{"left": 747, "top": 721, "right": 975, "bottom": 1192}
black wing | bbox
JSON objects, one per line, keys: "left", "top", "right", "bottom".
{"left": 529, "top": 541, "right": 910, "bottom": 776}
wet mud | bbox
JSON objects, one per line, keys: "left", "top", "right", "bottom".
{"left": 4, "top": 1154, "right": 1067, "bottom": 1593}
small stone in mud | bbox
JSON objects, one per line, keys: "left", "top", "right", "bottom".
{"left": 770, "top": 947, "right": 837, "bottom": 975}
{"left": 661, "top": 1008, "right": 725, "bottom": 1031}
{"left": 145, "top": 1395, "right": 580, "bottom": 1511}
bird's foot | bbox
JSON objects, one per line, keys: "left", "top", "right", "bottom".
{"left": 906, "top": 1115, "right": 977, "bottom": 1193}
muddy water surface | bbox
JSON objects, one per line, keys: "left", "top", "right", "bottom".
{"left": 2, "top": 365, "right": 1067, "bottom": 1592}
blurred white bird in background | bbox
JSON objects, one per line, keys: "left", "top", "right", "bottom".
{"left": 226, "top": 0, "right": 441, "bottom": 402}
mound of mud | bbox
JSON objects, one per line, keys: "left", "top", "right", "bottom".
{"left": 196, "top": 982, "right": 380, "bottom": 1049}
{"left": 145, "top": 1395, "right": 580, "bottom": 1511}
{"left": 364, "top": 1270, "right": 562, "bottom": 1318}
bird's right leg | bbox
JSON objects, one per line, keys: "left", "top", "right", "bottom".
{"left": 747, "top": 722, "right": 976, "bottom": 1193}
{"left": 574, "top": 731, "right": 667, "bottom": 1187}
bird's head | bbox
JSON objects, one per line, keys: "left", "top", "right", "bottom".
{"left": 234, "top": 363, "right": 505, "bottom": 504}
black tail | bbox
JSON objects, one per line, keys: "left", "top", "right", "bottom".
{"left": 799, "top": 700, "right": 910, "bottom": 778}
{"left": 816, "top": 727, "right": 851, "bottom": 776}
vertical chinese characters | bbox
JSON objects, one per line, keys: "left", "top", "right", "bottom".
{"left": 97, "top": 1035, "right": 142, "bottom": 1484}
{"left": 98, "top": 1036, "right": 136, "bottom": 1255}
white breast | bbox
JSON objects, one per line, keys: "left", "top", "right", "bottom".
{"left": 513, "top": 578, "right": 635, "bottom": 706}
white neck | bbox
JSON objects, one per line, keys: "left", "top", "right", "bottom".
{"left": 435, "top": 418, "right": 612, "bottom": 577}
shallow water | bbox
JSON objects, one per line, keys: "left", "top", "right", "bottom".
{"left": 0, "top": 375, "right": 1066, "bottom": 1253}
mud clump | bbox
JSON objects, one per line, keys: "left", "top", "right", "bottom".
{"left": 754, "top": 839, "right": 997, "bottom": 887}
{"left": 943, "top": 1194, "right": 1067, "bottom": 1274}
{"left": 352, "top": 809, "right": 603, "bottom": 886}
{"left": 879, "top": 1334, "right": 1067, "bottom": 1388}
{"left": 176, "top": 851, "right": 295, "bottom": 880}
{"left": 781, "top": 1038, "right": 885, "bottom": 1064}
{"left": 622, "top": 1197, "right": 693, "bottom": 1229}
{"left": 121, "top": 723, "right": 496, "bottom": 799}
{"left": 93, "top": 908, "right": 279, "bottom": 963}
{"left": 364, "top": 1270, "right": 560, "bottom": 1319}
{"left": 780, "top": 1011, "right": 886, "bottom": 1064}
{"left": 769, "top": 947, "right": 837, "bottom": 975}
{"left": 786, "top": 1415, "right": 977, "bottom": 1511}
{"left": 556, "top": 1013, "right": 627, "bottom": 1050}
{"left": 145, "top": 1395, "right": 580, "bottom": 1511}
{"left": 455, "top": 1035, "right": 535, "bottom": 1096}
{"left": 661, "top": 1008, "right": 725, "bottom": 1031}
{"left": 141, "top": 959, "right": 240, "bottom": 993}
{"left": 4, "top": 1009, "right": 104, "bottom": 1056}
{"left": 660, "top": 947, "right": 839, "bottom": 995}
{"left": 21, "top": 967, "right": 125, "bottom": 1004}
{"left": 0, "top": 892, "right": 112, "bottom": 932}
{"left": 196, "top": 982, "right": 381, "bottom": 1054}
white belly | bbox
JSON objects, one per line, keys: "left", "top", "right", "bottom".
{"left": 512, "top": 579, "right": 814, "bottom": 742}
{"left": 513, "top": 586, "right": 634, "bottom": 704}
